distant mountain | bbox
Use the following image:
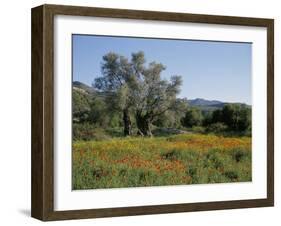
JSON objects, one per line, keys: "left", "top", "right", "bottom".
{"left": 187, "top": 98, "right": 250, "bottom": 112}
{"left": 73, "top": 81, "right": 95, "bottom": 94}
{"left": 188, "top": 98, "right": 224, "bottom": 107}
{"left": 73, "top": 81, "right": 114, "bottom": 99}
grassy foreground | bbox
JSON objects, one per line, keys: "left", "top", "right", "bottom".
{"left": 73, "top": 134, "right": 251, "bottom": 189}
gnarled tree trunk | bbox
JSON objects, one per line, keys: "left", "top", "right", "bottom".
{"left": 123, "top": 108, "right": 132, "bottom": 136}
{"left": 136, "top": 112, "right": 152, "bottom": 137}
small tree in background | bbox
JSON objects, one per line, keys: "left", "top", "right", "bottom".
{"left": 181, "top": 107, "right": 203, "bottom": 128}
{"left": 204, "top": 104, "right": 251, "bottom": 133}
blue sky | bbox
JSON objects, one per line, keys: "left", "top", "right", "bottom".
{"left": 73, "top": 34, "right": 252, "bottom": 104}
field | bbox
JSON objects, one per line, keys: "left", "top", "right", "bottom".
{"left": 72, "top": 133, "right": 251, "bottom": 189}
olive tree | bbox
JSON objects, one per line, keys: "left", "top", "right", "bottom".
{"left": 94, "top": 52, "right": 134, "bottom": 136}
{"left": 94, "top": 51, "right": 183, "bottom": 137}
{"left": 130, "top": 53, "right": 183, "bottom": 136}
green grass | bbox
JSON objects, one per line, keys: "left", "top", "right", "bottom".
{"left": 72, "top": 134, "right": 251, "bottom": 189}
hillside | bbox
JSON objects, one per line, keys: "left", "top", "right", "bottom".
{"left": 188, "top": 98, "right": 223, "bottom": 106}
{"left": 187, "top": 98, "right": 250, "bottom": 112}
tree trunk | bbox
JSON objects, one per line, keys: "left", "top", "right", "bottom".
{"left": 136, "top": 112, "right": 152, "bottom": 137}
{"left": 123, "top": 108, "right": 132, "bottom": 136}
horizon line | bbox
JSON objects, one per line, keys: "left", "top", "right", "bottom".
{"left": 73, "top": 80, "right": 251, "bottom": 105}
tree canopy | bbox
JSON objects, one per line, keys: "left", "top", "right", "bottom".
{"left": 93, "top": 51, "right": 183, "bottom": 136}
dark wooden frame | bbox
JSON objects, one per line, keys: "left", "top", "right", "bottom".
{"left": 31, "top": 4, "right": 274, "bottom": 221}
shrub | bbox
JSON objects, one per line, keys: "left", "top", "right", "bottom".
{"left": 206, "top": 122, "right": 228, "bottom": 133}
{"left": 105, "top": 127, "right": 124, "bottom": 137}
{"left": 191, "top": 126, "right": 205, "bottom": 133}
{"left": 231, "top": 149, "right": 247, "bottom": 162}
{"left": 209, "top": 153, "right": 223, "bottom": 169}
{"left": 181, "top": 107, "right": 203, "bottom": 128}
{"left": 244, "top": 126, "right": 252, "bottom": 137}
{"left": 92, "top": 167, "right": 109, "bottom": 179}
{"left": 224, "top": 170, "right": 239, "bottom": 181}
{"left": 186, "top": 165, "right": 198, "bottom": 183}
{"left": 161, "top": 149, "right": 181, "bottom": 161}
{"left": 73, "top": 123, "right": 110, "bottom": 141}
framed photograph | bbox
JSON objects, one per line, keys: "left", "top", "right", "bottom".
{"left": 31, "top": 4, "right": 274, "bottom": 221}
